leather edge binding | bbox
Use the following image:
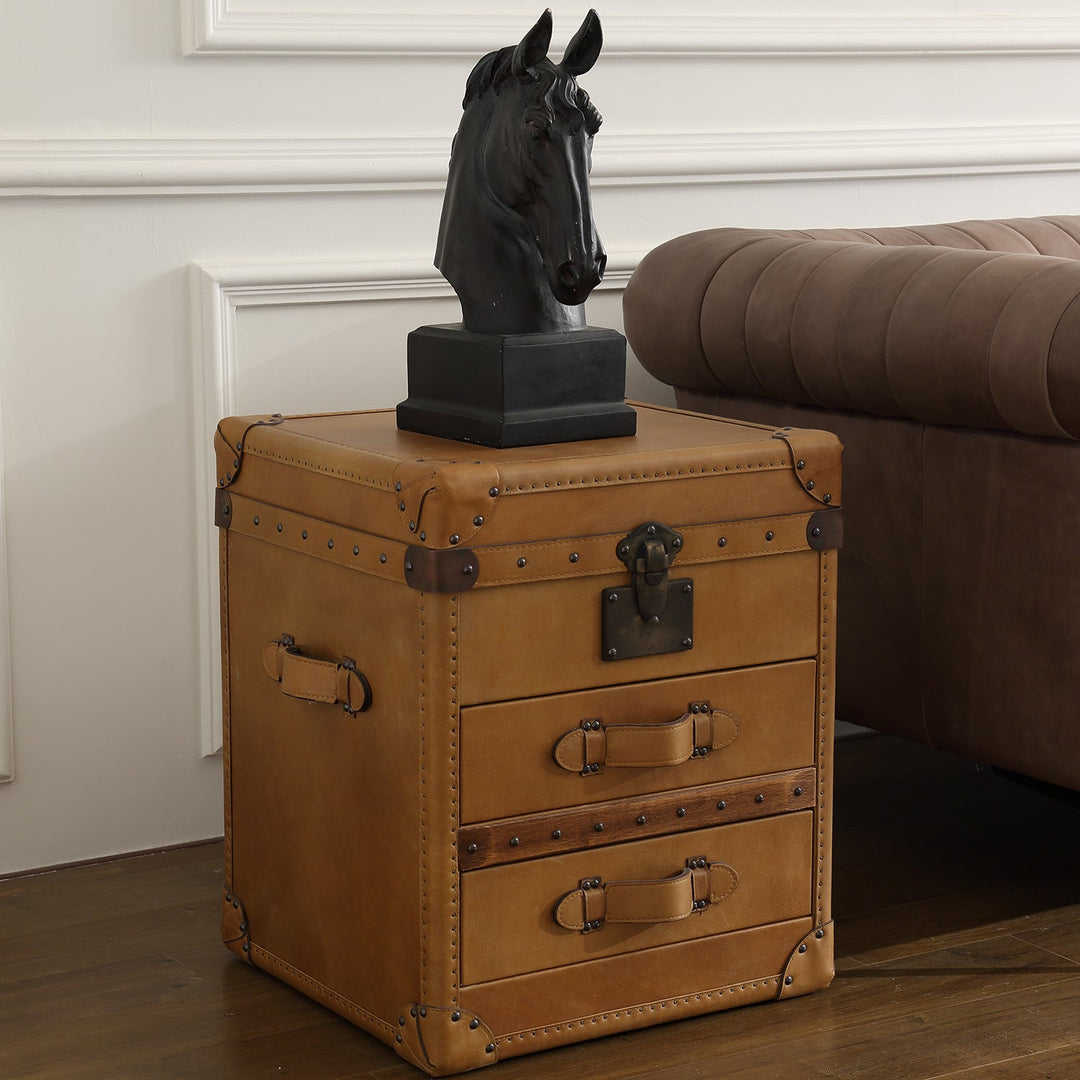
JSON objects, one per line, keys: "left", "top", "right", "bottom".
{"left": 405, "top": 545, "right": 480, "bottom": 593}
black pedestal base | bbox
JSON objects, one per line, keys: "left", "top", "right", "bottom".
{"left": 395, "top": 324, "right": 637, "bottom": 448}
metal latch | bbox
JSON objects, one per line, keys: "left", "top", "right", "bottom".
{"left": 602, "top": 521, "right": 694, "bottom": 662}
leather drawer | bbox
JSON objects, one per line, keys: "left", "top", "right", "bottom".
{"left": 460, "top": 811, "right": 814, "bottom": 985}
{"left": 460, "top": 659, "right": 817, "bottom": 824}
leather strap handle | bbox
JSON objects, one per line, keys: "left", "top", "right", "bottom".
{"left": 262, "top": 635, "right": 372, "bottom": 715}
{"left": 553, "top": 857, "right": 738, "bottom": 933}
{"left": 552, "top": 702, "right": 739, "bottom": 775}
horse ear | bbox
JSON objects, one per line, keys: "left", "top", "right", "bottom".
{"left": 561, "top": 9, "right": 602, "bottom": 76}
{"left": 512, "top": 9, "right": 553, "bottom": 79}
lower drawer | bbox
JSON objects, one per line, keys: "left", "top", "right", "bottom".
{"left": 460, "top": 810, "right": 814, "bottom": 985}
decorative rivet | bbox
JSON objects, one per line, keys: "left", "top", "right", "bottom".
{"left": 582, "top": 879, "right": 592, "bottom": 890}
{"left": 225, "top": 892, "right": 232, "bottom": 902}
{"left": 327, "top": 539, "right": 334, "bottom": 549}
{"left": 236, "top": 442, "right": 243, "bottom": 451}
{"left": 470, "top": 1019, "right": 480, "bottom": 1030}
{"left": 785, "top": 976, "right": 794, "bottom": 986}
{"left": 811, "top": 527, "right": 822, "bottom": 538}
{"left": 755, "top": 793, "right": 765, "bottom": 804}
{"left": 798, "top": 944, "right": 808, "bottom": 954}
{"left": 398, "top": 501, "right": 406, "bottom": 511}
{"left": 233, "top": 900, "right": 239, "bottom": 909}
{"left": 467, "top": 843, "right": 478, "bottom": 854}
{"left": 395, "top": 482, "right": 402, "bottom": 492}
{"left": 405, "top": 561, "right": 414, "bottom": 572}
{"left": 486, "top": 1043, "right": 495, "bottom": 1054}
{"left": 452, "top": 1012, "right": 461, "bottom": 1022}
{"left": 797, "top": 460, "right": 805, "bottom": 470}
{"left": 594, "top": 822, "right": 604, "bottom": 832}
{"left": 591, "top": 720, "right": 601, "bottom": 730}
{"left": 253, "top": 515, "right": 260, "bottom": 525}
{"left": 618, "top": 543, "right": 630, "bottom": 558}
{"left": 353, "top": 545, "right": 360, "bottom": 555}
{"left": 607, "top": 648, "right": 617, "bottom": 658}
{"left": 301, "top": 530, "right": 308, "bottom": 540}
{"left": 794, "top": 786, "right": 803, "bottom": 796}
{"left": 450, "top": 534, "right": 460, "bottom": 545}
{"left": 396, "top": 1034, "right": 403, "bottom": 1043}
{"left": 238, "top": 922, "right": 246, "bottom": 932}
{"left": 646, "top": 524, "right": 657, "bottom": 534}
{"left": 517, "top": 556, "right": 528, "bottom": 568}
{"left": 823, "top": 493, "right": 832, "bottom": 504}
{"left": 682, "top": 637, "right": 693, "bottom": 648}
{"left": 419, "top": 1008, "right": 427, "bottom": 1018}
{"left": 816, "top": 929, "right": 825, "bottom": 939}
{"left": 419, "top": 531, "right": 426, "bottom": 541}
{"left": 380, "top": 553, "right": 387, "bottom": 563}
{"left": 509, "top": 837, "right": 519, "bottom": 847}
{"left": 552, "top": 829, "right": 562, "bottom": 839}
{"left": 806, "top": 480, "right": 815, "bottom": 491}
{"left": 474, "top": 516, "right": 484, "bottom": 526}
{"left": 233, "top": 459, "right": 239, "bottom": 469}
{"left": 718, "top": 537, "right": 727, "bottom": 547}
{"left": 607, "top": 592, "right": 619, "bottom": 602}
{"left": 399, "top": 1016, "right": 407, "bottom": 1026}
{"left": 410, "top": 1007, "right": 417, "bottom": 1017}
{"left": 636, "top": 815, "right": 647, "bottom": 825}
{"left": 569, "top": 552, "right": 579, "bottom": 563}
{"left": 683, "top": 583, "right": 693, "bottom": 593}
{"left": 463, "top": 565, "right": 475, "bottom": 576}
{"left": 409, "top": 521, "right": 416, "bottom": 532}
{"left": 676, "top": 807, "right": 686, "bottom": 817}
{"left": 276, "top": 523, "right": 282, "bottom": 532}
{"left": 592, "top": 878, "right": 601, "bottom": 888}
{"left": 717, "top": 800, "right": 726, "bottom": 810}
{"left": 489, "top": 487, "right": 499, "bottom": 497}
{"left": 242, "top": 943, "right": 250, "bottom": 953}
{"left": 765, "top": 531, "right": 774, "bottom": 541}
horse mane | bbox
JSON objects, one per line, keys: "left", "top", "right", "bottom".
{"left": 461, "top": 47, "right": 603, "bottom": 134}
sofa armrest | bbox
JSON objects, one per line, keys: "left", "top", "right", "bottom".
{"left": 623, "top": 224, "right": 1080, "bottom": 439}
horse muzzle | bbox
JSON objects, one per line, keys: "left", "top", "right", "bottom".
{"left": 554, "top": 252, "right": 606, "bottom": 305}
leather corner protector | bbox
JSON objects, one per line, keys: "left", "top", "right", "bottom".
{"left": 404, "top": 545, "right": 480, "bottom": 593}
{"left": 215, "top": 489, "right": 233, "bottom": 529}
{"left": 807, "top": 508, "right": 843, "bottom": 551}
{"left": 392, "top": 459, "right": 501, "bottom": 547}
{"left": 221, "top": 887, "right": 252, "bottom": 963}
{"left": 772, "top": 427, "right": 842, "bottom": 507}
{"left": 214, "top": 414, "right": 285, "bottom": 489}
{"left": 778, "top": 921, "right": 835, "bottom": 999}
{"left": 395, "top": 1003, "right": 496, "bottom": 1076}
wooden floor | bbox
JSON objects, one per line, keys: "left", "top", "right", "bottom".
{"left": 3, "top": 733, "right": 1079, "bottom": 1079}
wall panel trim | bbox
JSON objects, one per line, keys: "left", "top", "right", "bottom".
{"left": 183, "top": 3, "right": 1080, "bottom": 57}
{"left": 0, "top": 398, "right": 11, "bottom": 783}
{"left": 190, "top": 256, "right": 638, "bottom": 755}
{"left": 7, "top": 125, "right": 1080, "bottom": 198}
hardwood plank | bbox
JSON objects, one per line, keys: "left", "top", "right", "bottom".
{"left": 929, "top": 1043, "right": 1080, "bottom": 1078}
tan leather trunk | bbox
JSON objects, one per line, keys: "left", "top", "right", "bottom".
{"left": 216, "top": 403, "right": 841, "bottom": 1075}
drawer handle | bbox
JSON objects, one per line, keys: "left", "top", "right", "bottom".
{"left": 552, "top": 703, "right": 739, "bottom": 775}
{"left": 553, "top": 856, "right": 738, "bottom": 933}
{"left": 262, "top": 635, "right": 372, "bottom": 715}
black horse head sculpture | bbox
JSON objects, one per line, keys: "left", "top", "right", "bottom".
{"left": 435, "top": 9, "right": 607, "bottom": 336}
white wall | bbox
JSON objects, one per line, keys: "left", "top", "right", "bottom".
{"left": 1, "top": 0, "right": 1079, "bottom": 873}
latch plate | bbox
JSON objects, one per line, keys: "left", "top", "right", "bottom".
{"left": 601, "top": 578, "right": 694, "bottom": 661}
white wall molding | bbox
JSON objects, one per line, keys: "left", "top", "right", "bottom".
{"left": 190, "top": 254, "right": 640, "bottom": 755}
{"left": 0, "top": 396, "right": 12, "bottom": 784}
{"left": 8, "top": 124, "right": 1080, "bottom": 199}
{"left": 183, "top": 3, "right": 1080, "bottom": 58}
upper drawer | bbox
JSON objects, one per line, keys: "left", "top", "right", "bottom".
{"left": 460, "top": 659, "right": 817, "bottom": 824}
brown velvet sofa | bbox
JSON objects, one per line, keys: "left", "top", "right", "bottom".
{"left": 623, "top": 216, "right": 1080, "bottom": 792}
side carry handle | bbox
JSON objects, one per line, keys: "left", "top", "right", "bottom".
{"left": 553, "top": 856, "right": 738, "bottom": 934}
{"left": 552, "top": 701, "right": 739, "bottom": 775}
{"left": 262, "top": 634, "right": 372, "bottom": 715}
